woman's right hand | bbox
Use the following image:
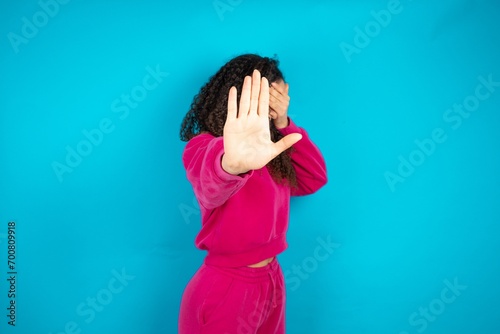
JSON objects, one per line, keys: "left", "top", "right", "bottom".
{"left": 221, "top": 70, "right": 302, "bottom": 175}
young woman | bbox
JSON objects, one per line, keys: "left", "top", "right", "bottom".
{"left": 178, "top": 54, "right": 327, "bottom": 333}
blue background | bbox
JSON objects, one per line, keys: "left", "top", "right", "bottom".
{"left": 1, "top": 0, "right": 499, "bottom": 333}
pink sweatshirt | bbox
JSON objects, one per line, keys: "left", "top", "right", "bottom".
{"left": 182, "top": 118, "right": 327, "bottom": 267}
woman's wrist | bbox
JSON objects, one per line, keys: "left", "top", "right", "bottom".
{"left": 221, "top": 154, "right": 247, "bottom": 175}
{"left": 274, "top": 116, "right": 289, "bottom": 129}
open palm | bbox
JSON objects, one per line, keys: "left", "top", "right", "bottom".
{"left": 221, "top": 70, "right": 302, "bottom": 175}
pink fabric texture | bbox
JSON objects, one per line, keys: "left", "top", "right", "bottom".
{"left": 181, "top": 118, "right": 327, "bottom": 267}
{"left": 178, "top": 258, "right": 286, "bottom": 334}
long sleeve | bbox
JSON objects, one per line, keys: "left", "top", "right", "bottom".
{"left": 278, "top": 118, "right": 328, "bottom": 196}
{"left": 182, "top": 134, "right": 254, "bottom": 210}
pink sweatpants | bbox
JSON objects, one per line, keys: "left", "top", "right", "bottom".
{"left": 178, "top": 257, "right": 286, "bottom": 334}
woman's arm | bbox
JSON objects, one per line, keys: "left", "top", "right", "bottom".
{"left": 183, "top": 70, "right": 302, "bottom": 209}
{"left": 182, "top": 134, "right": 253, "bottom": 210}
{"left": 279, "top": 118, "right": 328, "bottom": 196}
{"left": 269, "top": 82, "right": 327, "bottom": 196}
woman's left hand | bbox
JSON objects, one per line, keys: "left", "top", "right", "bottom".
{"left": 269, "top": 81, "right": 290, "bottom": 129}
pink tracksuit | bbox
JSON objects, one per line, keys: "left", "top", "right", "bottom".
{"left": 179, "top": 118, "right": 327, "bottom": 333}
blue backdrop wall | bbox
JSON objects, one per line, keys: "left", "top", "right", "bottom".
{"left": 1, "top": 0, "right": 499, "bottom": 333}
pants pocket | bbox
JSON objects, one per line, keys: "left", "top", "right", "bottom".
{"left": 199, "top": 270, "right": 235, "bottom": 326}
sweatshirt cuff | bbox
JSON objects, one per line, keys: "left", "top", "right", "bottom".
{"left": 212, "top": 137, "right": 254, "bottom": 181}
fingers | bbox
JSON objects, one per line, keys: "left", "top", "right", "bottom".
{"left": 269, "top": 92, "right": 288, "bottom": 114}
{"left": 227, "top": 86, "right": 237, "bottom": 120}
{"left": 269, "top": 83, "right": 290, "bottom": 110}
{"left": 258, "top": 76, "right": 269, "bottom": 117}
{"left": 249, "top": 70, "right": 261, "bottom": 115}
{"left": 271, "top": 81, "right": 289, "bottom": 95}
{"left": 270, "top": 87, "right": 290, "bottom": 101}
{"left": 274, "top": 133, "right": 302, "bottom": 155}
{"left": 236, "top": 70, "right": 270, "bottom": 118}
{"left": 269, "top": 93, "right": 281, "bottom": 106}
{"left": 239, "top": 75, "right": 252, "bottom": 117}
{"left": 269, "top": 109, "right": 278, "bottom": 119}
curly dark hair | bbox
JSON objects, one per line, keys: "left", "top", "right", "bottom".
{"left": 180, "top": 53, "right": 297, "bottom": 187}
